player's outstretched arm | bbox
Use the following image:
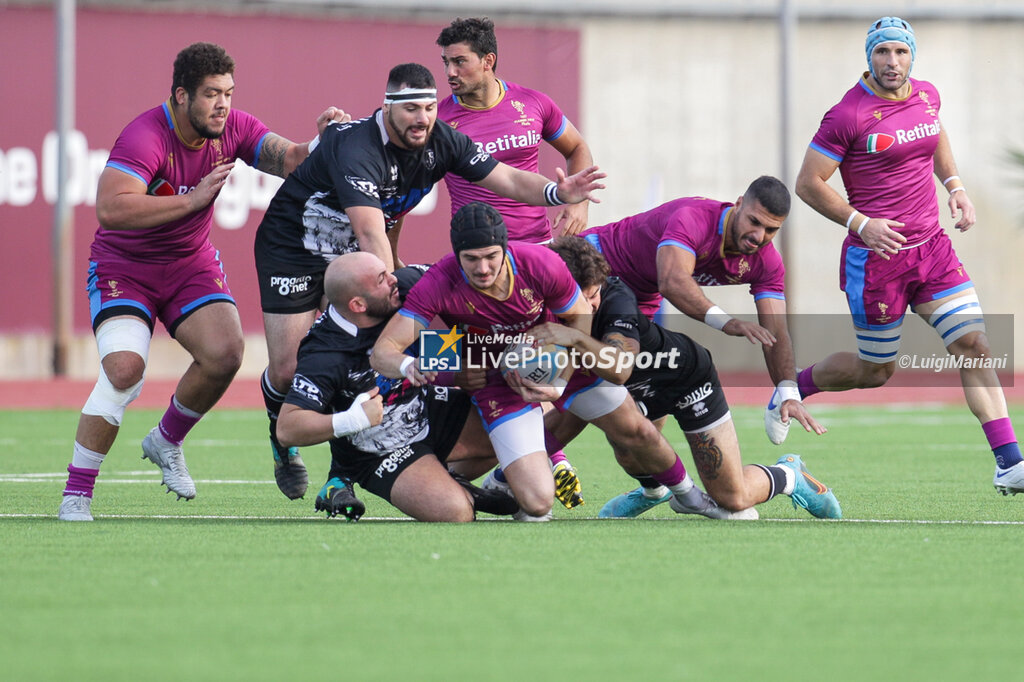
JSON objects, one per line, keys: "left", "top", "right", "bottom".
{"left": 277, "top": 388, "right": 384, "bottom": 447}
{"left": 371, "top": 314, "right": 435, "bottom": 386}
{"left": 475, "top": 163, "right": 605, "bottom": 208}
{"left": 756, "top": 297, "right": 826, "bottom": 436}
{"left": 257, "top": 107, "right": 351, "bottom": 179}
{"left": 656, "top": 243, "right": 776, "bottom": 346}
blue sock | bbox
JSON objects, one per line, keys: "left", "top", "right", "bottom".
{"left": 994, "top": 443, "right": 1023, "bottom": 469}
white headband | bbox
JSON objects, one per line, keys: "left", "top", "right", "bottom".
{"left": 384, "top": 87, "right": 437, "bottom": 104}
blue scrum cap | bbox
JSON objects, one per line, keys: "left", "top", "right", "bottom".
{"left": 866, "top": 17, "right": 916, "bottom": 78}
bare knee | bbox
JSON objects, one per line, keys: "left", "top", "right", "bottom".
{"left": 200, "top": 336, "right": 245, "bottom": 382}
{"left": 857, "top": 360, "right": 894, "bottom": 388}
{"left": 514, "top": 489, "right": 553, "bottom": 517}
{"left": 101, "top": 352, "right": 146, "bottom": 389}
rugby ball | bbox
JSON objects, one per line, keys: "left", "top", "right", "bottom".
{"left": 499, "top": 340, "right": 569, "bottom": 386}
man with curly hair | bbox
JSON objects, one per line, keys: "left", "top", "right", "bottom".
{"left": 58, "top": 43, "right": 346, "bottom": 521}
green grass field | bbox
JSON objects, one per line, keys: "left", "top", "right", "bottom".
{"left": 2, "top": 404, "right": 1023, "bottom": 681}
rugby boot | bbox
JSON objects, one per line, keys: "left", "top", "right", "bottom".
{"left": 775, "top": 454, "right": 841, "bottom": 519}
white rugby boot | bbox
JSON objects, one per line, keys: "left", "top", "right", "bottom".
{"left": 994, "top": 461, "right": 1024, "bottom": 495}
{"left": 141, "top": 427, "right": 196, "bottom": 500}
{"left": 58, "top": 494, "right": 93, "bottom": 521}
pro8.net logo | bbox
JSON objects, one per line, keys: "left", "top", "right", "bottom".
{"left": 418, "top": 326, "right": 464, "bottom": 372}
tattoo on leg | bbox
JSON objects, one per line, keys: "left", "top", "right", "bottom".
{"left": 691, "top": 432, "right": 723, "bottom": 481}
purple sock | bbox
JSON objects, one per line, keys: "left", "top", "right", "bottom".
{"left": 63, "top": 465, "right": 98, "bottom": 498}
{"left": 650, "top": 458, "right": 687, "bottom": 488}
{"left": 798, "top": 365, "right": 822, "bottom": 399}
{"left": 158, "top": 395, "right": 202, "bottom": 446}
{"left": 983, "top": 418, "right": 1023, "bottom": 468}
{"left": 544, "top": 430, "right": 567, "bottom": 465}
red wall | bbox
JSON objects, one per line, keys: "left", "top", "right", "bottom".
{"left": 0, "top": 7, "right": 580, "bottom": 333}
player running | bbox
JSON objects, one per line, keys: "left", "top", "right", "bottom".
{"left": 793, "top": 17, "right": 1024, "bottom": 495}
{"left": 59, "top": 43, "right": 345, "bottom": 521}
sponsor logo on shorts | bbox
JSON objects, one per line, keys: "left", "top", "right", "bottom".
{"left": 270, "top": 275, "right": 313, "bottom": 296}
{"left": 374, "top": 445, "right": 414, "bottom": 478}
{"left": 675, "top": 381, "right": 713, "bottom": 412}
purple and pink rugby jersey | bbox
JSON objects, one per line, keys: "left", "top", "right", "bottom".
{"left": 439, "top": 80, "right": 568, "bottom": 243}
{"left": 581, "top": 197, "right": 786, "bottom": 318}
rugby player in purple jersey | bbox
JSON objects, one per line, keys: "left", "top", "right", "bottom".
{"left": 794, "top": 17, "right": 1024, "bottom": 495}
{"left": 59, "top": 43, "right": 347, "bottom": 521}
{"left": 371, "top": 201, "right": 746, "bottom": 522}
{"left": 580, "top": 176, "right": 825, "bottom": 446}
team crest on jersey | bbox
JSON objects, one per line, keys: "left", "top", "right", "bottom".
{"left": 107, "top": 280, "right": 122, "bottom": 298}
{"left": 878, "top": 302, "right": 891, "bottom": 324}
{"left": 211, "top": 139, "right": 226, "bottom": 166}
{"left": 449, "top": 121, "right": 459, "bottom": 130}
{"left": 488, "top": 400, "right": 502, "bottom": 420}
{"left": 919, "top": 91, "right": 937, "bottom": 117}
{"left": 347, "top": 176, "right": 380, "bottom": 199}
{"left": 215, "top": 278, "right": 223, "bottom": 289}
{"left": 423, "top": 150, "right": 436, "bottom": 170}
{"left": 873, "top": 110, "right": 883, "bottom": 121}
{"left": 510, "top": 99, "right": 536, "bottom": 127}
{"left": 737, "top": 259, "right": 750, "bottom": 278}
{"left": 465, "top": 301, "right": 476, "bottom": 314}
{"left": 866, "top": 133, "right": 896, "bottom": 153}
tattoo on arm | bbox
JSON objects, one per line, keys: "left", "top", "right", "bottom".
{"left": 689, "top": 431, "right": 723, "bottom": 481}
{"left": 258, "top": 133, "right": 288, "bottom": 177}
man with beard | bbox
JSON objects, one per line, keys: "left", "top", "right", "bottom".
{"left": 539, "top": 236, "right": 840, "bottom": 520}
{"left": 58, "top": 43, "right": 344, "bottom": 522}
{"left": 578, "top": 176, "right": 824, "bottom": 447}
{"left": 793, "top": 17, "right": 1024, "bottom": 494}
{"left": 255, "top": 63, "right": 604, "bottom": 501}
{"left": 371, "top": 201, "right": 741, "bottom": 522}
{"left": 276, "top": 252, "right": 515, "bottom": 522}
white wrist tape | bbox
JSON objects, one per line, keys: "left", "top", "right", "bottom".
{"left": 399, "top": 356, "right": 415, "bottom": 379}
{"left": 942, "top": 175, "right": 960, "bottom": 186}
{"left": 845, "top": 210, "right": 859, "bottom": 230}
{"left": 776, "top": 379, "right": 801, "bottom": 403}
{"left": 704, "top": 305, "right": 732, "bottom": 331}
{"left": 949, "top": 186, "right": 965, "bottom": 195}
{"left": 856, "top": 216, "right": 870, "bottom": 236}
{"left": 308, "top": 134, "right": 320, "bottom": 153}
{"left": 332, "top": 392, "right": 373, "bottom": 438}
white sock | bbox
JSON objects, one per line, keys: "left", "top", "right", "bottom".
{"left": 667, "top": 474, "right": 695, "bottom": 496}
{"left": 642, "top": 485, "right": 670, "bottom": 499}
{"left": 71, "top": 441, "right": 106, "bottom": 469}
{"left": 781, "top": 466, "right": 796, "bottom": 496}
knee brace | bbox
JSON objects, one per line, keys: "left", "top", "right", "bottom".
{"left": 929, "top": 294, "right": 986, "bottom": 347}
{"left": 81, "top": 318, "right": 151, "bottom": 426}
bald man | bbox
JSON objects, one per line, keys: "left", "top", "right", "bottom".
{"left": 276, "top": 252, "right": 512, "bottom": 521}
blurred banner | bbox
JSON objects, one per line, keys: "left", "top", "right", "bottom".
{"left": 0, "top": 6, "right": 579, "bottom": 334}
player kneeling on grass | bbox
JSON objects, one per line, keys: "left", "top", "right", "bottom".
{"left": 276, "top": 253, "right": 516, "bottom": 522}
{"left": 372, "top": 201, "right": 742, "bottom": 522}
{"left": 537, "top": 236, "right": 841, "bottom": 520}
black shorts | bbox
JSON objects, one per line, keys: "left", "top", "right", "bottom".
{"left": 253, "top": 228, "right": 329, "bottom": 314}
{"left": 629, "top": 345, "right": 730, "bottom": 433}
{"left": 330, "top": 387, "right": 472, "bottom": 501}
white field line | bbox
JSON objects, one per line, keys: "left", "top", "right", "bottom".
{"left": 0, "top": 512, "right": 1022, "bottom": 525}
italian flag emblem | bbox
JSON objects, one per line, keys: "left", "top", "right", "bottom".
{"left": 866, "top": 133, "right": 895, "bottom": 153}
